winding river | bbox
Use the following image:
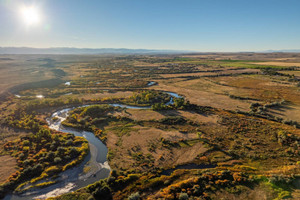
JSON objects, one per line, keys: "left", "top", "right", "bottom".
{"left": 5, "top": 92, "right": 182, "bottom": 199}
{"left": 5, "top": 107, "right": 111, "bottom": 200}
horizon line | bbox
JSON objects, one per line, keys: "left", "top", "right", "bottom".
{"left": 0, "top": 46, "right": 300, "bottom": 54}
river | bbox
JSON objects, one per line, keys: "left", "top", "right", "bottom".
{"left": 5, "top": 107, "right": 111, "bottom": 200}
{"left": 5, "top": 91, "right": 182, "bottom": 199}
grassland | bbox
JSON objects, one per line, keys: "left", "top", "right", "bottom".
{"left": 0, "top": 53, "right": 300, "bottom": 199}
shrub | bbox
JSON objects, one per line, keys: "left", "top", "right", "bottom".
{"left": 192, "top": 185, "right": 201, "bottom": 196}
{"left": 69, "top": 147, "right": 79, "bottom": 157}
{"left": 128, "top": 192, "right": 140, "bottom": 200}
{"left": 54, "top": 157, "right": 62, "bottom": 163}
{"left": 22, "top": 166, "right": 33, "bottom": 176}
{"left": 87, "top": 195, "right": 95, "bottom": 200}
{"left": 46, "top": 151, "right": 55, "bottom": 161}
{"left": 159, "top": 116, "right": 186, "bottom": 125}
{"left": 81, "top": 104, "right": 113, "bottom": 118}
{"left": 22, "top": 140, "right": 30, "bottom": 146}
{"left": 179, "top": 193, "right": 189, "bottom": 200}
{"left": 35, "top": 181, "right": 56, "bottom": 188}
{"left": 18, "top": 153, "right": 25, "bottom": 160}
{"left": 90, "top": 180, "right": 111, "bottom": 199}
{"left": 110, "top": 169, "right": 118, "bottom": 177}
{"left": 174, "top": 98, "right": 185, "bottom": 108}
{"left": 23, "top": 159, "right": 31, "bottom": 166}
{"left": 45, "top": 166, "right": 61, "bottom": 175}
{"left": 33, "top": 164, "right": 43, "bottom": 172}
{"left": 65, "top": 139, "right": 73, "bottom": 146}
{"left": 57, "top": 147, "right": 66, "bottom": 156}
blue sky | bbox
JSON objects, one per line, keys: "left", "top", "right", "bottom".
{"left": 0, "top": 0, "right": 300, "bottom": 51}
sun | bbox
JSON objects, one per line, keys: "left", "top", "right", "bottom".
{"left": 20, "top": 6, "right": 41, "bottom": 26}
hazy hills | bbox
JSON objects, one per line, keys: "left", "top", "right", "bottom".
{"left": 1, "top": 47, "right": 300, "bottom": 55}
{"left": 0, "top": 47, "right": 190, "bottom": 55}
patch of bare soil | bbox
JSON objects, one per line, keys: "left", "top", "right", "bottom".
{"left": 266, "top": 104, "right": 300, "bottom": 124}
{"left": 0, "top": 155, "right": 17, "bottom": 183}
{"left": 106, "top": 125, "right": 207, "bottom": 170}
{"left": 211, "top": 184, "right": 277, "bottom": 200}
{"left": 178, "top": 110, "right": 219, "bottom": 124}
{"left": 172, "top": 143, "right": 207, "bottom": 165}
{"left": 110, "top": 109, "right": 166, "bottom": 121}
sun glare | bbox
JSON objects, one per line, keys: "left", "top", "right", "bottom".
{"left": 20, "top": 6, "right": 40, "bottom": 26}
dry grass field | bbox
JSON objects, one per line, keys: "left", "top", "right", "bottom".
{"left": 1, "top": 53, "right": 300, "bottom": 199}
{"left": 0, "top": 55, "right": 53, "bottom": 96}
{"left": 253, "top": 62, "right": 300, "bottom": 67}
{"left": 152, "top": 80, "right": 253, "bottom": 111}
{"left": 0, "top": 155, "right": 17, "bottom": 184}
{"left": 160, "top": 68, "right": 259, "bottom": 78}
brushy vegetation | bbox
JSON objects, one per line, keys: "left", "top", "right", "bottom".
{"left": 1, "top": 54, "right": 300, "bottom": 199}
{"left": 0, "top": 104, "right": 89, "bottom": 198}
{"left": 51, "top": 168, "right": 298, "bottom": 200}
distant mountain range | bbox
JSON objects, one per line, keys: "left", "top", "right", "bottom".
{"left": 0, "top": 47, "right": 299, "bottom": 54}
{"left": 262, "top": 49, "right": 300, "bottom": 53}
{"left": 0, "top": 47, "right": 192, "bottom": 55}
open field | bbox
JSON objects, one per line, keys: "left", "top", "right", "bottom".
{"left": 281, "top": 70, "right": 300, "bottom": 77}
{"left": 0, "top": 55, "right": 54, "bottom": 97}
{"left": 152, "top": 79, "right": 254, "bottom": 112}
{"left": 0, "top": 53, "right": 300, "bottom": 199}
{"left": 253, "top": 62, "right": 300, "bottom": 67}
{"left": 160, "top": 68, "right": 260, "bottom": 78}
{"left": 0, "top": 155, "right": 17, "bottom": 183}
{"left": 181, "top": 52, "right": 300, "bottom": 62}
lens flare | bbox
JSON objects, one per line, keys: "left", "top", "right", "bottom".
{"left": 20, "top": 6, "right": 40, "bottom": 26}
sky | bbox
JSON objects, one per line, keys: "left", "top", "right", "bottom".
{"left": 0, "top": 0, "right": 300, "bottom": 52}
